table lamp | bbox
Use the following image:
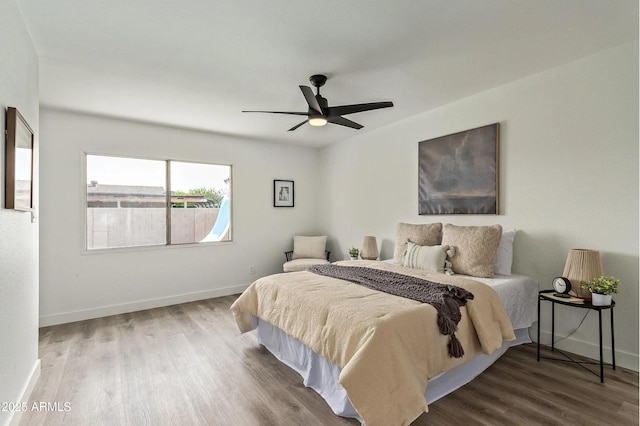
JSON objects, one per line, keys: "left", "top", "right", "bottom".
{"left": 563, "top": 249, "right": 603, "bottom": 299}
{"left": 360, "top": 236, "right": 379, "bottom": 260}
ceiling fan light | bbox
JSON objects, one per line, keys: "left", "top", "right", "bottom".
{"left": 309, "top": 116, "right": 327, "bottom": 127}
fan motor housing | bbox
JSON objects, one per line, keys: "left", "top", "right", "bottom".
{"left": 309, "top": 74, "right": 327, "bottom": 88}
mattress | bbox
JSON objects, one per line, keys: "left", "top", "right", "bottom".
{"left": 457, "top": 273, "right": 539, "bottom": 330}
{"left": 253, "top": 272, "right": 538, "bottom": 423}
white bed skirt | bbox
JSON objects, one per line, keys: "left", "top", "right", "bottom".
{"left": 255, "top": 316, "right": 531, "bottom": 423}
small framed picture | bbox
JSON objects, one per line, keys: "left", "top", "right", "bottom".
{"left": 274, "top": 180, "right": 294, "bottom": 207}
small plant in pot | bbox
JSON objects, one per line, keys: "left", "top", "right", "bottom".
{"left": 581, "top": 276, "right": 620, "bottom": 306}
{"left": 348, "top": 247, "right": 360, "bottom": 260}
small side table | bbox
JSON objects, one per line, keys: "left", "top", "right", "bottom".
{"left": 537, "top": 290, "right": 615, "bottom": 383}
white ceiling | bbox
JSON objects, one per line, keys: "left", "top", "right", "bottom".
{"left": 18, "top": 0, "right": 638, "bottom": 147}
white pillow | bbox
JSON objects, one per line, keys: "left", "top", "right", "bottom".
{"left": 494, "top": 229, "right": 516, "bottom": 276}
{"left": 292, "top": 236, "right": 327, "bottom": 260}
{"left": 403, "top": 242, "right": 450, "bottom": 274}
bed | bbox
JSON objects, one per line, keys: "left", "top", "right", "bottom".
{"left": 230, "top": 224, "right": 538, "bottom": 426}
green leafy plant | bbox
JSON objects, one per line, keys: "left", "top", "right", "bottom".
{"left": 581, "top": 276, "right": 620, "bottom": 295}
{"left": 174, "top": 187, "right": 226, "bottom": 206}
{"left": 348, "top": 247, "right": 360, "bottom": 258}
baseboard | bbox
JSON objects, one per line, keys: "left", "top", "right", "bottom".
{"left": 39, "top": 284, "right": 250, "bottom": 327}
{"left": 7, "top": 359, "right": 41, "bottom": 426}
{"left": 537, "top": 329, "right": 638, "bottom": 372}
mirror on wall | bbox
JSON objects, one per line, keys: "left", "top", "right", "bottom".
{"left": 5, "top": 107, "right": 34, "bottom": 211}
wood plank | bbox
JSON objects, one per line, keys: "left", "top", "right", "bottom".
{"left": 20, "top": 295, "right": 638, "bottom": 425}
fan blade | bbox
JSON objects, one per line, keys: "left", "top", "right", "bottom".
{"left": 327, "top": 101, "right": 393, "bottom": 117}
{"left": 328, "top": 116, "right": 363, "bottom": 130}
{"left": 288, "top": 120, "right": 308, "bottom": 132}
{"left": 299, "top": 86, "right": 323, "bottom": 114}
{"left": 242, "top": 110, "right": 309, "bottom": 116}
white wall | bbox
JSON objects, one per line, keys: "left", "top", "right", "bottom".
{"left": 39, "top": 110, "right": 320, "bottom": 325}
{"left": 319, "top": 41, "right": 639, "bottom": 370}
{"left": 0, "top": 1, "right": 40, "bottom": 425}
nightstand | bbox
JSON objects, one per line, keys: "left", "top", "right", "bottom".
{"left": 537, "top": 289, "right": 615, "bottom": 383}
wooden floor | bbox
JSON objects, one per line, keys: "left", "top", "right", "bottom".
{"left": 21, "top": 295, "right": 638, "bottom": 426}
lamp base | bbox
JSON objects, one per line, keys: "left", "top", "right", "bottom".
{"left": 569, "top": 288, "right": 591, "bottom": 300}
{"left": 360, "top": 236, "right": 378, "bottom": 262}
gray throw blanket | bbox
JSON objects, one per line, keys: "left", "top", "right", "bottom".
{"left": 308, "top": 264, "right": 474, "bottom": 358}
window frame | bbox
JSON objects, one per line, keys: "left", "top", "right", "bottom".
{"left": 83, "top": 152, "right": 233, "bottom": 253}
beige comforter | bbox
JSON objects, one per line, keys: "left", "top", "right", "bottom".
{"left": 230, "top": 260, "right": 515, "bottom": 426}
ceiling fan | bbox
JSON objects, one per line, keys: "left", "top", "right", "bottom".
{"left": 242, "top": 74, "right": 394, "bottom": 131}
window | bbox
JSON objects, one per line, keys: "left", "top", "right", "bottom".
{"left": 169, "top": 161, "right": 231, "bottom": 245}
{"left": 86, "top": 154, "right": 231, "bottom": 250}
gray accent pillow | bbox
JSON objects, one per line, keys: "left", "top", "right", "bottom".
{"left": 393, "top": 222, "right": 442, "bottom": 263}
{"left": 441, "top": 224, "right": 502, "bottom": 278}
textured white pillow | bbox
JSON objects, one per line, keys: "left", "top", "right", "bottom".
{"left": 403, "top": 242, "right": 448, "bottom": 274}
{"left": 393, "top": 222, "right": 442, "bottom": 263}
{"left": 441, "top": 224, "right": 502, "bottom": 278}
{"left": 292, "top": 236, "right": 327, "bottom": 260}
{"left": 494, "top": 229, "right": 516, "bottom": 276}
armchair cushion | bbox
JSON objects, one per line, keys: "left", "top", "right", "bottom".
{"left": 292, "top": 236, "right": 327, "bottom": 260}
{"left": 283, "top": 258, "right": 330, "bottom": 273}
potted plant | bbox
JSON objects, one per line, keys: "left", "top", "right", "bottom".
{"left": 581, "top": 276, "right": 620, "bottom": 306}
{"left": 348, "top": 247, "right": 360, "bottom": 260}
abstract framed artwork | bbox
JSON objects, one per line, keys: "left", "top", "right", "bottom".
{"left": 274, "top": 179, "right": 294, "bottom": 207}
{"left": 418, "top": 123, "right": 499, "bottom": 215}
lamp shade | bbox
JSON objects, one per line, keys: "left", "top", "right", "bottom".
{"left": 360, "top": 236, "right": 379, "bottom": 260}
{"left": 563, "top": 249, "right": 603, "bottom": 299}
